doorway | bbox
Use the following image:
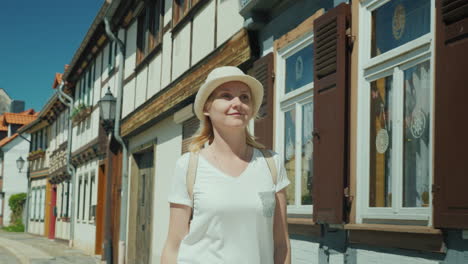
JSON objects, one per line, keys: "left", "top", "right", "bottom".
{"left": 134, "top": 150, "right": 154, "bottom": 264}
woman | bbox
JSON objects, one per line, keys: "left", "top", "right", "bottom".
{"left": 161, "top": 66, "right": 291, "bottom": 264}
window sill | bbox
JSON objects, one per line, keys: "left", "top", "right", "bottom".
{"left": 346, "top": 224, "right": 445, "bottom": 253}
{"left": 344, "top": 224, "right": 441, "bottom": 234}
{"left": 287, "top": 217, "right": 321, "bottom": 237}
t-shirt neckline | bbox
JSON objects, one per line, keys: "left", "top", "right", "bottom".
{"left": 199, "top": 148, "right": 258, "bottom": 179}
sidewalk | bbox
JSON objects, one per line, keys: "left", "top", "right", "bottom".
{"left": 0, "top": 230, "right": 101, "bottom": 264}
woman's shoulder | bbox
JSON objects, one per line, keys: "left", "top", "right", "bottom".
{"left": 256, "top": 148, "right": 281, "bottom": 162}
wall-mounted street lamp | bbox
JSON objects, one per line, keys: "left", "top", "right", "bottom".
{"left": 99, "top": 87, "right": 117, "bottom": 134}
{"left": 16, "top": 156, "right": 25, "bottom": 173}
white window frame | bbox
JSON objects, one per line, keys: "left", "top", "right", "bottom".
{"left": 356, "top": 0, "right": 435, "bottom": 224}
{"left": 275, "top": 32, "right": 314, "bottom": 215}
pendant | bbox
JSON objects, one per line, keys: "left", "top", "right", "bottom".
{"left": 376, "top": 128, "right": 389, "bottom": 154}
{"left": 410, "top": 109, "right": 426, "bottom": 139}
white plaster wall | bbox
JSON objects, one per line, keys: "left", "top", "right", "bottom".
{"left": 290, "top": 239, "right": 320, "bottom": 263}
{"left": 117, "top": 29, "right": 125, "bottom": 68}
{"left": 103, "top": 74, "right": 117, "bottom": 102}
{"left": 73, "top": 159, "right": 98, "bottom": 255}
{"left": 28, "top": 179, "right": 47, "bottom": 236}
{"left": 135, "top": 66, "right": 149, "bottom": 108}
{"left": 163, "top": 0, "right": 172, "bottom": 26}
{"left": 355, "top": 249, "right": 440, "bottom": 264}
{"left": 93, "top": 53, "right": 103, "bottom": 106}
{"left": 125, "top": 22, "right": 138, "bottom": 79}
{"left": 122, "top": 78, "right": 136, "bottom": 118}
{"left": 172, "top": 25, "right": 191, "bottom": 80}
{"left": 127, "top": 116, "right": 182, "bottom": 264}
{"left": 192, "top": 0, "right": 216, "bottom": 65}
{"left": 56, "top": 220, "right": 70, "bottom": 240}
{"left": 92, "top": 109, "right": 99, "bottom": 141}
{"left": 2, "top": 136, "right": 29, "bottom": 226}
{"left": 147, "top": 53, "right": 162, "bottom": 98}
{"left": 216, "top": 0, "right": 244, "bottom": 47}
{"left": 161, "top": 31, "right": 173, "bottom": 89}
{"left": 102, "top": 44, "right": 110, "bottom": 82}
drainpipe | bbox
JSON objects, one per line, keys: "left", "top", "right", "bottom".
{"left": 56, "top": 81, "right": 77, "bottom": 248}
{"left": 104, "top": 10, "right": 128, "bottom": 264}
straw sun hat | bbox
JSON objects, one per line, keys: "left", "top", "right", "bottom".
{"left": 194, "top": 66, "right": 264, "bottom": 121}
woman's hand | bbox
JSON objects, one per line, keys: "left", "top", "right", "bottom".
{"left": 273, "top": 189, "right": 291, "bottom": 264}
{"left": 161, "top": 203, "right": 192, "bottom": 264}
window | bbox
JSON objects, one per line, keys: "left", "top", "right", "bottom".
{"left": 276, "top": 33, "right": 314, "bottom": 214}
{"left": 77, "top": 176, "right": 82, "bottom": 220}
{"left": 40, "top": 186, "right": 45, "bottom": 221}
{"left": 137, "top": 0, "right": 163, "bottom": 63}
{"left": 89, "top": 172, "right": 95, "bottom": 221}
{"left": 357, "top": 0, "right": 433, "bottom": 223}
{"left": 173, "top": 0, "right": 201, "bottom": 25}
{"left": 108, "top": 40, "right": 117, "bottom": 72}
{"left": 60, "top": 183, "right": 65, "bottom": 217}
{"left": 65, "top": 181, "right": 70, "bottom": 218}
{"left": 82, "top": 174, "right": 88, "bottom": 221}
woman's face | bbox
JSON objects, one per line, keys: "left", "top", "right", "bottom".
{"left": 204, "top": 81, "right": 253, "bottom": 129}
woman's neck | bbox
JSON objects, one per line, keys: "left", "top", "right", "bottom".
{"left": 209, "top": 126, "right": 250, "bottom": 159}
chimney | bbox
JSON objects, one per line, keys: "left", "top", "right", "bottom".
{"left": 10, "top": 100, "right": 25, "bottom": 113}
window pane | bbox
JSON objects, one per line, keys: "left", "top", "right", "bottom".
{"left": 403, "top": 61, "right": 430, "bottom": 207}
{"left": 301, "top": 102, "right": 313, "bottom": 205}
{"left": 371, "top": 0, "right": 430, "bottom": 57}
{"left": 285, "top": 44, "right": 314, "bottom": 94}
{"left": 369, "top": 76, "right": 393, "bottom": 207}
{"left": 284, "top": 108, "right": 296, "bottom": 206}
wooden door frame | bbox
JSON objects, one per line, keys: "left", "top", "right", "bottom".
{"left": 127, "top": 138, "right": 157, "bottom": 264}
{"left": 95, "top": 164, "right": 106, "bottom": 255}
{"left": 47, "top": 184, "right": 57, "bottom": 240}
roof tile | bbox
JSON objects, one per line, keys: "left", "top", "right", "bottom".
{"left": 4, "top": 113, "right": 37, "bottom": 125}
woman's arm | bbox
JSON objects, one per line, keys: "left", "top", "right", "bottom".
{"left": 161, "top": 203, "right": 192, "bottom": 264}
{"left": 273, "top": 189, "right": 291, "bottom": 264}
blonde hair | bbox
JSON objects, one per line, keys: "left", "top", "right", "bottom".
{"left": 188, "top": 93, "right": 265, "bottom": 152}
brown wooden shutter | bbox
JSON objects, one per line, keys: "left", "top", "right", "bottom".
{"left": 312, "top": 3, "right": 350, "bottom": 224}
{"left": 182, "top": 116, "right": 200, "bottom": 153}
{"left": 248, "top": 52, "right": 274, "bottom": 150}
{"left": 433, "top": 0, "right": 468, "bottom": 229}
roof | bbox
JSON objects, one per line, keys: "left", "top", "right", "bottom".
{"left": 0, "top": 116, "right": 6, "bottom": 131}
{"left": 53, "top": 73, "right": 63, "bottom": 89}
{"left": 63, "top": 2, "right": 110, "bottom": 81}
{"left": 19, "top": 109, "right": 35, "bottom": 115}
{"left": 4, "top": 113, "right": 37, "bottom": 125}
{"left": 0, "top": 133, "right": 19, "bottom": 147}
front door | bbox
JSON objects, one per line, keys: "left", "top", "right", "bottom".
{"left": 135, "top": 151, "right": 154, "bottom": 264}
{"left": 48, "top": 186, "right": 57, "bottom": 239}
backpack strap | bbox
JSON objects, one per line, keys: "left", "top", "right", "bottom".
{"left": 259, "top": 149, "right": 277, "bottom": 185}
{"left": 186, "top": 152, "right": 199, "bottom": 201}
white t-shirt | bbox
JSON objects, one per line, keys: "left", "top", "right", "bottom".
{"left": 168, "top": 148, "right": 290, "bottom": 264}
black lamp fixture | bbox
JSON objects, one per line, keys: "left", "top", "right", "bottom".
{"left": 99, "top": 87, "right": 117, "bottom": 134}
{"left": 16, "top": 156, "right": 25, "bottom": 173}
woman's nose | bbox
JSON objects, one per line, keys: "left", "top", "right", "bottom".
{"left": 231, "top": 96, "right": 242, "bottom": 106}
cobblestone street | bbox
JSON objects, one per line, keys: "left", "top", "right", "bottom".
{"left": 0, "top": 230, "right": 100, "bottom": 264}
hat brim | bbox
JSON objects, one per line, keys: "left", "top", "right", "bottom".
{"left": 194, "top": 74, "right": 264, "bottom": 120}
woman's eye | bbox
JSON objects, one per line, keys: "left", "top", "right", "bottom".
{"left": 220, "top": 93, "right": 232, "bottom": 99}
{"left": 240, "top": 94, "right": 250, "bottom": 101}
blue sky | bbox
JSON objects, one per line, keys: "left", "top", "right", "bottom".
{"left": 0, "top": 1, "right": 103, "bottom": 112}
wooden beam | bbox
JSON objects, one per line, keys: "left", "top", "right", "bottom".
{"left": 121, "top": 29, "right": 252, "bottom": 137}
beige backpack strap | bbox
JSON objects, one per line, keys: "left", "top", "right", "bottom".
{"left": 186, "top": 152, "right": 199, "bottom": 201}
{"left": 260, "top": 149, "right": 277, "bottom": 185}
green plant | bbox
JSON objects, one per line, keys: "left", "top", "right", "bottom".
{"left": 6, "top": 193, "right": 27, "bottom": 232}
{"left": 70, "top": 103, "right": 89, "bottom": 120}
